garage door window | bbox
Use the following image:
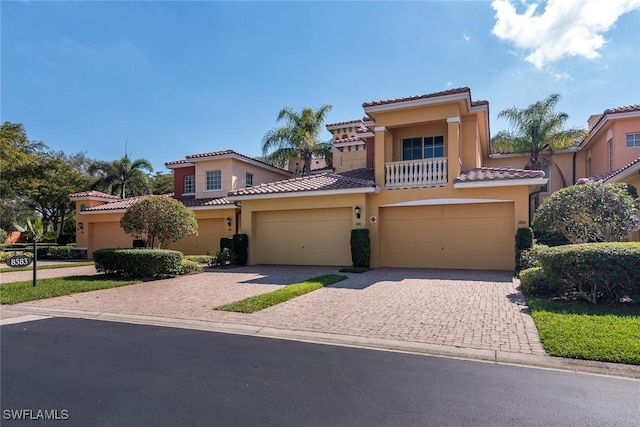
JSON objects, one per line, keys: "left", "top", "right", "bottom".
{"left": 402, "top": 136, "right": 444, "bottom": 160}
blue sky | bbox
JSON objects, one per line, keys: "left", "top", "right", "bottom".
{"left": 2, "top": 0, "right": 639, "bottom": 174}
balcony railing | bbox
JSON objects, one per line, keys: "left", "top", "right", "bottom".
{"left": 385, "top": 157, "right": 448, "bottom": 189}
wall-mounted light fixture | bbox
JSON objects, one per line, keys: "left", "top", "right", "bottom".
{"left": 225, "top": 217, "right": 232, "bottom": 227}
{"left": 78, "top": 222, "right": 84, "bottom": 231}
{"left": 354, "top": 206, "right": 361, "bottom": 219}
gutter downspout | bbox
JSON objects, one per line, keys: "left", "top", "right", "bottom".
{"left": 528, "top": 189, "right": 544, "bottom": 225}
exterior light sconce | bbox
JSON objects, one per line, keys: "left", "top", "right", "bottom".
{"left": 354, "top": 206, "right": 361, "bottom": 219}
{"left": 78, "top": 222, "right": 84, "bottom": 231}
{"left": 225, "top": 217, "right": 232, "bottom": 227}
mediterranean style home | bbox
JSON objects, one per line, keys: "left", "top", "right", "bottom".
{"left": 69, "top": 88, "right": 638, "bottom": 270}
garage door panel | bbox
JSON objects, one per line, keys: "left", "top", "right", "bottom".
{"left": 380, "top": 203, "right": 515, "bottom": 270}
{"left": 255, "top": 208, "right": 351, "bottom": 266}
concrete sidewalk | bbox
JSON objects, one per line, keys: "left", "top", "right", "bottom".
{"left": 2, "top": 266, "right": 639, "bottom": 380}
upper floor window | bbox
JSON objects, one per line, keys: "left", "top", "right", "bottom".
{"left": 184, "top": 175, "right": 195, "bottom": 194}
{"left": 206, "top": 170, "right": 222, "bottom": 191}
{"left": 626, "top": 133, "right": 640, "bottom": 148}
{"left": 246, "top": 172, "right": 254, "bottom": 187}
{"left": 402, "top": 136, "right": 444, "bottom": 161}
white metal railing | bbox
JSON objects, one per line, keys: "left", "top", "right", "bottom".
{"left": 385, "top": 158, "right": 448, "bottom": 189}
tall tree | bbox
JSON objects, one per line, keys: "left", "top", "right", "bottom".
{"left": 490, "top": 94, "right": 586, "bottom": 188}
{"left": 149, "top": 171, "right": 174, "bottom": 195}
{"left": 261, "top": 105, "right": 333, "bottom": 176}
{"left": 0, "top": 122, "right": 46, "bottom": 201}
{"left": 88, "top": 154, "right": 153, "bottom": 198}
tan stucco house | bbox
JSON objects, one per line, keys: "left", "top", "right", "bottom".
{"left": 71, "top": 87, "right": 551, "bottom": 271}
{"left": 227, "top": 87, "right": 547, "bottom": 270}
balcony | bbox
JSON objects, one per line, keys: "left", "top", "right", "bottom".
{"left": 385, "top": 158, "right": 448, "bottom": 189}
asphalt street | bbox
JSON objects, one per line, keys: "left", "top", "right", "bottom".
{"left": 1, "top": 318, "right": 638, "bottom": 427}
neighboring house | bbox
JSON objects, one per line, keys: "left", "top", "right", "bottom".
{"left": 70, "top": 150, "right": 292, "bottom": 256}
{"left": 485, "top": 104, "right": 640, "bottom": 199}
{"left": 227, "top": 87, "right": 547, "bottom": 270}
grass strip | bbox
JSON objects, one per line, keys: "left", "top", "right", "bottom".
{"left": 527, "top": 298, "right": 640, "bottom": 365}
{"left": 215, "top": 274, "right": 347, "bottom": 314}
{"left": 1, "top": 275, "right": 140, "bottom": 305}
{"left": 0, "top": 261, "right": 95, "bottom": 273}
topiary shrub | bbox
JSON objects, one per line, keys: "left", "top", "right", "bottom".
{"left": 537, "top": 242, "right": 640, "bottom": 304}
{"left": 515, "top": 227, "right": 534, "bottom": 273}
{"left": 93, "top": 248, "right": 183, "bottom": 278}
{"left": 231, "top": 233, "right": 248, "bottom": 266}
{"left": 350, "top": 229, "right": 370, "bottom": 268}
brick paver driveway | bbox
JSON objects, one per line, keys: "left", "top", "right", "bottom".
{"left": 3, "top": 266, "right": 544, "bottom": 355}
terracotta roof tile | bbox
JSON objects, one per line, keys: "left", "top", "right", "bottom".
{"left": 362, "top": 87, "right": 471, "bottom": 108}
{"left": 454, "top": 167, "right": 545, "bottom": 183}
{"left": 579, "top": 104, "right": 640, "bottom": 147}
{"left": 326, "top": 119, "right": 363, "bottom": 127}
{"left": 334, "top": 136, "right": 366, "bottom": 145}
{"left": 83, "top": 195, "right": 152, "bottom": 211}
{"left": 69, "top": 190, "right": 119, "bottom": 200}
{"left": 173, "top": 196, "right": 235, "bottom": 207}
{"left": 581, "top": 156, "right": 640, "bottom": 183}
{"left": 166, "top": 149, "right": 291, "bottom": 174}
{"left": 82, "top": 193, "right": 235, "bottom": 212}
{"left": 228, "top": 168, "right": 376, "bottom": 197}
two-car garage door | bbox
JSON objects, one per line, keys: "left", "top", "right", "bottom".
{"left": 254, "top": 208, "right": 352, "bottom": 266}
{"left": 380, "top": 202, "right": 515, "bottom": 270}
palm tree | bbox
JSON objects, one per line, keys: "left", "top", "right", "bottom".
{"left": 490, "top": 94, "right": 586, "bottom": 188}
{"left": 88, "top": 154, "right": 153, "bottom": 198}
{"left": 262, "top": 105, "right": 333, "bottom": 176}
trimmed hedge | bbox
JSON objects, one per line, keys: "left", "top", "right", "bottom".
{"left": 516, "top": 244, "right": 549, "bottom": 275}
{"left": 93, "top": 248, "right": 183, "bottom": 278}
{"left": 350, "top": 229, "right": 370, "bottom": 268}
{"left": 537, "top": 242, "right": 640, "bottom": 304}
{"left": 519, "top": 267, "right": 550, "bottom": 295}
{"left": 180, "top": 259, "right": 203, "bottom": 274}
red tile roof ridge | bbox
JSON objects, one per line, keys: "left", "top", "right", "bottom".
{"left": 326, "top": 119, "right": 363, "bottom": 127}
{"left": 362, "top": 87, "right": 471, "bottom": 108}
{"left": 69, "top": 190, "right": 119, "bottom": 199}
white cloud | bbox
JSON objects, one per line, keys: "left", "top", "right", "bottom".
{"left": 463, "top": 32, "right": 471, "bottom": 42}
{"left": 491, "top": 0, "right": 640, "bottom": 68}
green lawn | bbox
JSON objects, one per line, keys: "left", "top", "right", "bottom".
{"left": 527, "top": 298, "right": 640, "bottom": 365}
{"left": 0, "top": 261, "right": 95, "bottom": 273}
{"left": 0, "top": 275, "right": 140, "bottom": 305}
{"left": 215, "top": 274, "right": 347, "bottom": 313}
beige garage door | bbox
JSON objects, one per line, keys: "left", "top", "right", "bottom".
{"left": 380, "top": 203, "right": 515, "bottom": 270}
{"left": 254, "top": 208, "right": 352, "bottom": 266}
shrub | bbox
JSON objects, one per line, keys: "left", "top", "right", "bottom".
{"left": 519, "top": 267, "right": 549, "bottom": 295}
{"left": 350, "top": 229, "right": 370, "bottom": 268}
{"left": 231, "top": 233, "right": 248, "bottom": 266}
{"left": 44, "top": 246, "right": 79, "bottom": 260}
{"left": 515, "top": 227, "right": 534, "bottom": 251}
{"left": 56, "top": 233, "right": 76, "bottom": 246}
{"left": 180, "top": 259, "right": 202, "bottom": 275}
{"left": 0, "top": 229, "right": 7, "bottom": 244}
{"left": 533, "top": 182, "right": 639, "bottom": 243}
{"left": 537, "top": 242, "right": 640, "bottom": 304}
{"left": 93, "top": 248, "right": 183, "bottom": 278}
{"left": 184, "top": 255, "right": 212, "bottom": 264}
{"left": 517, "top": 244, "right": 549, "bottom": 274}
{"left": 209, "top": 248, "right": 231, "bottom": 268}
{"left": 0, "top": 251, "right": 32, "bottom": 262}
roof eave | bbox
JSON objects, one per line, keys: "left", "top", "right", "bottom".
{"left": 453, "top": 178, "right": 548, "bottom": 189}
{"left": 227, "top": 185, "right": 380, "bottom": 201}
{"left": 363, "top": 92, "right": 470, "bottom": 114}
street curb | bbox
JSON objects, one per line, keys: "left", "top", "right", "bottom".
{"left": 3, "top": 305, "right": 640, "bottom": 381}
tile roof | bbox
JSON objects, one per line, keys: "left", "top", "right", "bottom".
{"left": 165, "top": 149, "right": 291, "bottom": 174}
{"left": 362, "top": 87, "right": 471, "bottom": 108}
{"left": 228, "top": 168, "right": 376, "bottom": 197}
{"left": 68, "top": 190, "right": 119, "bottom": 200}
{"left": 326, "top": 119, "right": 363, "bottom": 127}
{"left": 579, "top": 104, "right": 640, "bottom": 147}
{"left": 454, "top": 167, "right": 545, "bottom": 183}
{"left": 334, "top": 136, "right": 366, "bottom": 145}
{"left": 581, "top": 156, "right": 640, "bottom": 183}
{"left": 82, "top": 194, "right": 235, "bottom": 212}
